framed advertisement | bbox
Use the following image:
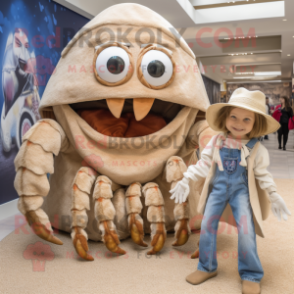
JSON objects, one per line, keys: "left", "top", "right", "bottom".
{"left": 0, "top": 0, "right": 89, "bottom": 205}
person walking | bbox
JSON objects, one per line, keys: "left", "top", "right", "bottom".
{"left": 264, "top": 97, "right": 271, "bottom": 140}
{"left": 292, "top": 101, "right": 294, "bottom": 149}
{"left": 272, "top": 96, "right": 294, "bottom": 150}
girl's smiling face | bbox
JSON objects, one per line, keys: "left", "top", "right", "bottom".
{"left": 226, "top": 107, "right": 255, "bottom": 139}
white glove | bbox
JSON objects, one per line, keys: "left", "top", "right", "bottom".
{"left": 268, "top": 192, "right": 291, "bottom": 221}
{"left": 169, "top": 177, "right": 190, "bottom": 204}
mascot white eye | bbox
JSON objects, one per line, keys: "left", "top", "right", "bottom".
{"left": 140, "top": 50, "right": 174, "bottom": 88}
{"left": 94, "top": 46, "right": 132, "bottom": 85}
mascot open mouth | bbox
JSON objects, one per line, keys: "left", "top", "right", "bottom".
{"left": 70, "top": 98, "right": 184, "bottom": 138}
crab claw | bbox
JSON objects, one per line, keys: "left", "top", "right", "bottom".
{"left": 190, "top": 249, "right": 199, "bottom": 259}
{"left": 75, "top": 239, "right": 93, "bottom": 261}
{"left": 101, "top": 221, "right": 126, "bottom": 255}
{"left": 25, "top": 210, "right": 63, "bottom": 245}
{"left": 147, "top": 223, "right": 166, "bottom": 255}
{"left": 190, "top": 241, "right": 200, "bottom": 259}
{"left": 129, "top": 213, "right": 148, "bottom": 247}
{"left": 172, "top": 219, "right": 190, "bottom": 246}
{"left": 72, "top": 227, "right": 94, "bottom": 261}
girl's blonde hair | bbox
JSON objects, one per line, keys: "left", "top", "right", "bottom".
{"left": 215, "top": 106, "right": 268, "bottom": 139}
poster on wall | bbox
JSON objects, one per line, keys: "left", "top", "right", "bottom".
{"left": 0, "top": 0, "right": 89, "bottom": 205}
{"left": 227, "top": 82, "right": 292, "bottom": 109}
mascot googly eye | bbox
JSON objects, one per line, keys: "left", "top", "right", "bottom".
{"left": 93, "top": 43, "right": 134, "bottom": 86}
{"left": 137, "top": 44, "right": 175, "bottom": 90}
{"left": 141, "top": 50, "right": 173, "bottom": 86}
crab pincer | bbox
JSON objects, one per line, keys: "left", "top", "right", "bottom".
{"left": 25, "top": 210, "right": 63, "bottom": 245}
{"left": 190, "top": 241, "right": 200, "bottom": 259}
{"left": 147, "top": 223, "right": 166, "bottom": 255}
{"left": 125, "top": 183, "right": 148, "bottom": 247}
{"left": 143, "top": 183, "right": 167, "bottom": 255}
{"left": 72, "top": 227, "right": 94, "bottom": 261}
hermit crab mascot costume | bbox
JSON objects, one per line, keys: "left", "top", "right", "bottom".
{"left": 14, "top": 3, "right": 217, "bottom": 260}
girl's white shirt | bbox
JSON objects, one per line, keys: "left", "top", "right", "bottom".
{"left": 183, "top": 132, "right": 277, "bottom": 194}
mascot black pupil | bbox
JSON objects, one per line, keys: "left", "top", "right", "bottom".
{"left": 147, "top": 60, "right": 165, "bottom": 77}
{"left": 107, "top": 56, "right": 125, "bottom": 74}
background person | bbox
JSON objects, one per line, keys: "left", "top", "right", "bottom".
{"left": 264, "top": 97, "right": 271, "bottom": 140}
{"left": 292, "top": 101, "right": 294, "bottom": 149}
{"left": 272, "top": 96, "right": 294, "bottom": 150}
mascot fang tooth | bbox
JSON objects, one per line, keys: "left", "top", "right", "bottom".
{"left": 14, "top": 3, "right": 217, "bottom": 260}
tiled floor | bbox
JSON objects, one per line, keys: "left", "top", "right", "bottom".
{"left": 1, "top": 131, "right": 293, "bottom": 242}
{"left": 0, "top": 215, "right": 22, "bottom": 242}
{"left": 263, "top": 131, "right": 294, "bottom": 179}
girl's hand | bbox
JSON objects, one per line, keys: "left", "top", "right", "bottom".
{"left": 169, "top": 177, "right": 190, "bottom": 204}
{"left": 268, "top": 192, "right": 291, "bottom": 221}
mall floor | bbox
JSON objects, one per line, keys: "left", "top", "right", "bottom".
{"left": 0, "top": 131, "right": 293, "bottom": 242}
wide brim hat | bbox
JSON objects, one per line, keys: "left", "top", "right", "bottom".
{"left": 206, "top": 87, "right": 281, "bottom": 135}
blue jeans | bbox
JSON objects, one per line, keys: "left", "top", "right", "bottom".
{"left": 197, "top": 143, "right": 264, "bottom": 283}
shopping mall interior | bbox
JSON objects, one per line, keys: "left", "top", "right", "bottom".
{"left": 0, "top": 1, "right": 293, "bottom": 293}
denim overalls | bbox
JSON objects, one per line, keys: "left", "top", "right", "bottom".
{"left": 197, "top": 137, "right": 264, "bottom": 283}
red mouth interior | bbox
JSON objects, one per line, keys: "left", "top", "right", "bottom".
{"left": 72, "top": 98, "right": 184, "bottom": 138}
{"left": 78, "top": 109, "right": 167, "bottom": 137}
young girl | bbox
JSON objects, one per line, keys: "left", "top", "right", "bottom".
{"left": 170, "top": 88, "right": 291, "bottom": 294}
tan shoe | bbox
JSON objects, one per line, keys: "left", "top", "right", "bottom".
{"left": 242, "top": 280, "right": 261, "bottom": 294}
{"left": 186, "top": 270, "right": 217, "bottom": 285}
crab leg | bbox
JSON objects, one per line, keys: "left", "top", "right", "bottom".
{"left": 166, "top": 156, "right": 191, "bottom": 246}
{"left": 142, "top": 183, "right": 166, "bottom": 255}
{"left": 93, "top": 175, "right": 126, "bottom": 255}
{"left": 14, "top": 119, "right": 68, "bottom": 245}
{"left": 112, "top": 188, "right": 129, "bottom": 239}
{"left": 172, "top": 188, "right": 191, "bottom": 246}
{"left": 71, "top": 167, "right": 97, "bottom": 261}
{"left": 125, "top": 182, "right": 148, "bottom": 247}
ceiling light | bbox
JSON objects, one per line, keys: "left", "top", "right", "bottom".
{"left": 254, "top": 71, "right": 281, "bottom": 76}
{"left": 193, "top": 2, "right": 285, "bottom": 25}
{"left": 235, "top": 72, "right": 254, "bottom": 75}
{"left": 229, "top": 52, "right": 252, "bottom": 56}
{"left": 288, "top": 54, "right": 291, "bottom": 56}
{"left": 283, "top": 19, "right": 287, "bottom": 21}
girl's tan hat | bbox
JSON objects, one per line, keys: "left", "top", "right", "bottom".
{"left": 206, "top": 87, "right": 281, "bottom": 135}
